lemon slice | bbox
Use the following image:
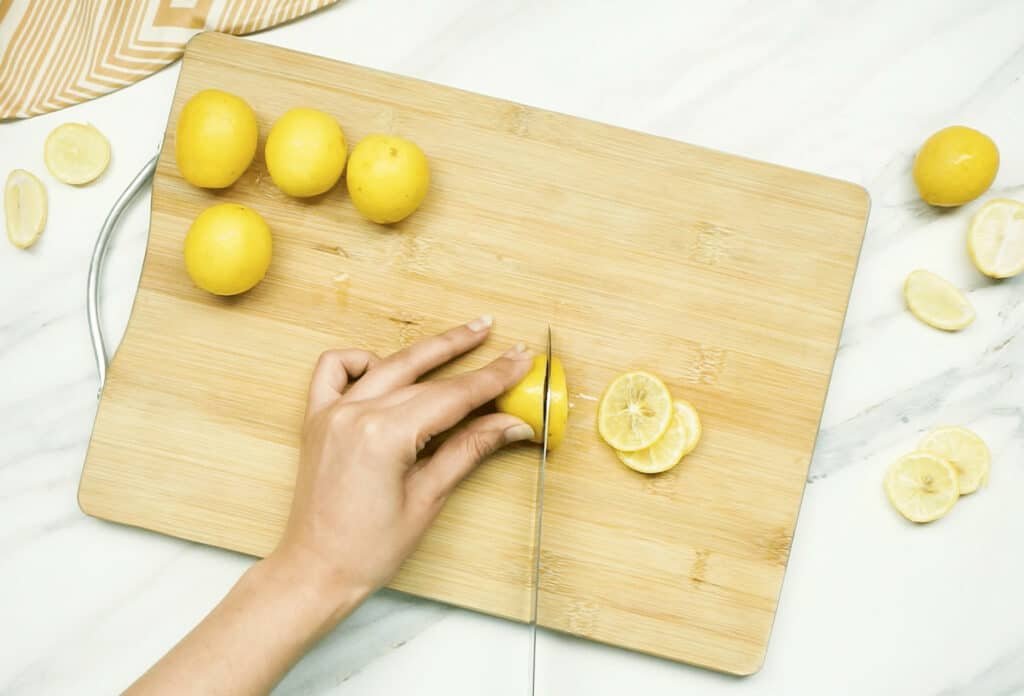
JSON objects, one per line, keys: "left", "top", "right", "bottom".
{"left": 44, "top": 123, "right": 110, "bottom": 185}
{"left": 884, "top": 452, "right": 960, "bottom": 523}
{"left": 918, "top": 426, "right": 990, "bottom": 494}
{"left": 968, "top": 198, "right": 1024, "bottom": 279}
{"left": 5, "top": 169, "right": 47, "bottom": 249}
{"left": 616, "top": 399, "right": 701, "bottom": 474}
{"left": 598, "top": 371, "right": 672, "bottom": 452}
{"left": 903, "top": 269, "right": 974, "bottom": 331}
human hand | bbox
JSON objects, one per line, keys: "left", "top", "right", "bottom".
{"left": 272, "top": 317, "right": 535, "bottom": 619}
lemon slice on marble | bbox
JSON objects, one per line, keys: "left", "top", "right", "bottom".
{"left": 884, "top": 452, "right": 960, "bottom": 523}
{"left": 616, "top": 399, "right": 701, "bottom": 474}
{"left": 44, "top": 123, "right": 110, "bottom": 185}
{"left": 903, "top": 269, "right": 974, "bottom": 331}
{"left": 918, "top": 426, "right": 990, "bottom": 495}
{"left": 598, "top": 371, "right": 673, "bottom": 452}
{"left": 5, "top": 169, "right": 47, "bottom": 249}
{"left": 968, "top": 198, "right": 1024, "bottom": 279}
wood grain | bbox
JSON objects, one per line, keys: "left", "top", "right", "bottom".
{"left": 79, "top": 32, "right": 869, "bottom": 674}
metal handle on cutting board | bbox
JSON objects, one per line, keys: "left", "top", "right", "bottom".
{"left": 87, "top": 154, "right": 159, "bottom": 395}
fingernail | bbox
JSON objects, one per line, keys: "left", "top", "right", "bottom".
{"left": 504, "top": 424, "right": 535, "bottom": 444}
{"left": 503, "top": 342, "right": 531, "bottom": 359}
{"left": 467, "top": 315, "right": 493, "bottom": 332}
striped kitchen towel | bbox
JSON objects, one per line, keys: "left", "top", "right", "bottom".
{"left": 0, "top": 0, "right": 339, "bottom": 120}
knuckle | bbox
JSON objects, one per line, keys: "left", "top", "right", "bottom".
{"left": 464, "top": 431, "right": 497, "bottom": 461}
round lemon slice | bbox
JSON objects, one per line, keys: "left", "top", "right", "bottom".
{"left": 968, "top": 198, "right": 1024, "bottom": 279}
{"left": 598, "top": 371, "right": 672, "bottom": 452}
{"left": 884, "top": 452, "right": 960, "bottom": 523}
{"left": 903, "top": 269, "right": 974, "bottom": 331}
{"left": 5, "top": 169, "right": 47, "bottom": 249}
{"left": 44, "top": 123, "right": 111, "bottom": 185}
{"left": 616, "top": 399, "right": 702, "bottom": 474}
{"left": 918, "top": 426, "right": 990, "bottom": 494}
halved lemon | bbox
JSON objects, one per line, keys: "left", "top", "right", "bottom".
{"left": 918, "top": 426, "right": 990, "bottom": 495}
{"left": 616, "top": 399, "right": 701, "bottom": 474}
{"left": 5, "top": 169, "right": 47, "bottom": 249}
{"left": 903, "top": 269, "right": 974, "bottom": 331}
{"left": 597, "top": 371, "right": 672, "bottom": 452}
{"left": 884, "top": 452, "right": 960, "bottom": 523}
{"left": 44, "top": 123, "right": 110, "bottom": 185}
{"left": 968, "top": 198, "right": 1024, "bottom": 279}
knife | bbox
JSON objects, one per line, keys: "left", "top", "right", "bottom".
{"left": 527, "top": 326, "right": 553, "bottom": 695}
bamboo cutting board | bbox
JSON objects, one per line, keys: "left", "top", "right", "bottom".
{"left": 80, "top": 32, "right": 869, "bottom": 675}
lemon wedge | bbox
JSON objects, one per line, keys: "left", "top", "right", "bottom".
{"left": 903, "top": 269, "right": 974, "bottom": 331}
{"left": 968, "top": 198, "right": 1024, "bottom": 279}
{"left": 5, "top": 169, "right": 47, "bottom": 249}
{"left": 44, "top": 123, "right": 110, "bottom": 185}
{"left": 616, "top": 399, "right": 701, "bottom": 474}
{"left": 918, "top": 426, "right": 990, "bottom": 495}
{"left": 598, "top": 371, "right": 673, "bottom": 452}
{"left": 884, "top": 452, "right": 960, "bottom": 523}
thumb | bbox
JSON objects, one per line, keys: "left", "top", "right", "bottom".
{"left": 408, "top": 413, "right": 535, "bottom": 506}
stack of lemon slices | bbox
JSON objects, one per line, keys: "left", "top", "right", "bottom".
{"left": 597, "top": 371, "right": 701, "bottom": 474}
{"left": 884, "top": 426, "right": 990, "bottom": 523}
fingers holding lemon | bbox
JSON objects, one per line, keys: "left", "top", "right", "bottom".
{"left": 184, "top": 203, "right": 272, "bottom": 296}
{"left": 266, "top": 108, "right": 347, "bottom": 198}
{"left": 347, "top": 134, "right": 430, "bottom": 224}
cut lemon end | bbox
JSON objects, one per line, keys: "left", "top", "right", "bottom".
{"left": 5, "top": 169, "right": 47, "bottom": 249}
{"left": 598, "top": 371, "right": 672, "bottom": 452}
{"left": 968, "top": 198, "right": 1024, "bottom": 279}
{"left": 903, "top": 269, "right": 974, "bottom": 331}
{"left": 884, "top": 452, "right": 960, "bottom": 523}
{"left": 918, "top": 426, "right": 990, "bottom": 495}
{"left": 44, "top": 123, "right": 111, "bottom": 185}
{"left": 615, "top": 399, "right": 701, "bottom": 474}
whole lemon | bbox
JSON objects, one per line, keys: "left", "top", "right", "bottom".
{"left": 346, "top": 134, "right": 430, "bottom": 224}
{"left": 184, "top": 203, "right": 273, "bottom": 296}
{"left": 265, "top": 108, "right": 347, "bottom": 197}
{"left": 496, "top": 355, "right": 568, "bottom": 449}
{"left": 913, "top": 126, "right": 999, "bottom": 207}
{"left": 175, "top": 89, "right": 258, "bottom": 188}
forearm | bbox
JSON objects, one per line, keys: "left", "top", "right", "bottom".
{"left": 126, "top": 552, "right": 367, "bottom": 696}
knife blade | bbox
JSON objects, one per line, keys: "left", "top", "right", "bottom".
{"left": 527, "top": 326, "right": 553, "bottom": 695}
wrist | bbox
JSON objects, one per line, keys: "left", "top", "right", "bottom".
{"left": 250, "top": 547, "right": 371, "bottom": 639}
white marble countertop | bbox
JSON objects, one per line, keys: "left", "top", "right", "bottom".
{"left": 3, "top": 1, "right": 1023, "bottom": 694}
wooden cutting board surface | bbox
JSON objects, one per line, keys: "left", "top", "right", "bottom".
{"left": 80, "top": 32, "right": 869, "bottom": 675}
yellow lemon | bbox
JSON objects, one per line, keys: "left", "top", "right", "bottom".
{"left": 903, "top": 269, "right": 974, "bottom": 331}
{"left": 44, "top": 123, "right": 110, "bottom": 185}
{"left": 496, "top": 355, "right": 568, "bottom": 449}
{"left": 5, "top": 169, "right": 47, "bottom": 249}
{"left": 912, "top": 125, "right": 998, "bottom": 207}
{"left": 918, "top": 426, "right": 990, "bottom": 495}
{"left": 175, "top": 90, "right": 258, "bottom": 189}
{"left": 597, "top": 372, "right": 673, "bottom": 452}
{"left": 884, "top": 452, "right": 959, "bottom": 523}
{"left": 615, "top": 399, "right": 701, "bottom": 474}
{"left": 967, "top": 198, "right": 1024, "bottom": 279}
{"left": 346, "top": 134, "right": 430, "bottom": 224}
{"left": 265, "top": 108, "right": 347, "bottom": 198}
{"left": 184, "top": 203, "right": 272, "bottom": 296}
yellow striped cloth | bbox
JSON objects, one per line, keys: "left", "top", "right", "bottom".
{"left": 0, "top": 0, "right": 339, "bottom": 120}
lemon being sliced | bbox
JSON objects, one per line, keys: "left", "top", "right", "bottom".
{"left": 598, "top": 371, "right": 672, "bottom": 452}
{"left": 44, "top": 123, "right": 110, "bottom": 185}
{"left": 918, "top": 426, "right": 990, "bottom": 494}
{"left": 5, "top": 169, "right": 47, "bottom": 249}
{"left": 884, "top": 452, "right": 960, "bottom": 523}
{"left": 968, "top": 198, "right": 1024, "bottom": 279}
{"left": 616, "top": 399, "right": 701, "bottom": 474}
{"left": 903, "top": 269, "right": 974, "bottom": 331}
